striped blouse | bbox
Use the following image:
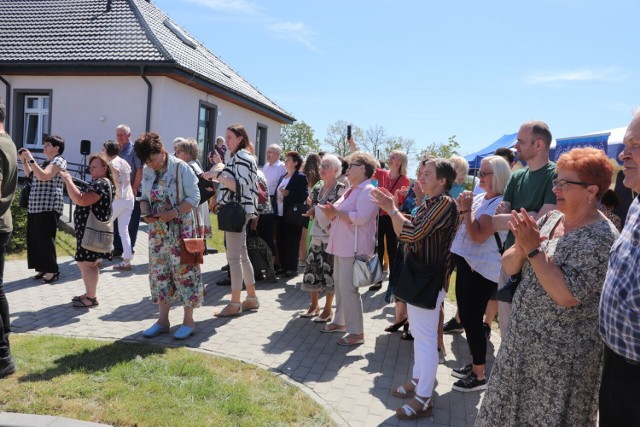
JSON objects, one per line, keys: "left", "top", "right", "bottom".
{"left": 220, "top": 148, "right": 258, "bottom": 216}
{"left": 398, "top": 193, "right": 459, "bottom": 292}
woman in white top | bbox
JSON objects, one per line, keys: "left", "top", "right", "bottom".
{"left": 103, "top": 140, "right": 134, "bottom": 270}
{"left": 173, "top": 138, "right": 212, "bottom": 240}
{"left": 448, "top": 155, "right": 511, "bottom": 392}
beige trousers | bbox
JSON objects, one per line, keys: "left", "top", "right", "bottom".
{"left": 333, "top": 256, "right": 364, "bottom": 335}
{"left": 225, "top": 216, "right": 255, "bottom": 292}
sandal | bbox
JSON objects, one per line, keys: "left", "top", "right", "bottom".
{"left": 385, "top": 318, "right": 408, "bottom": 332}
{"left": 33, "top": 272, "right": 45, "bottom": 280}
{"left": 71, "top": 294, "right": 87, "bottom": 302}
{"left": 113, "top": 262, "right": 132, "bottom": 271}
{"left": 391, "top": 379, "right": 418, "bottom": 398}
{"left": 299, "top": 306, "right": 320, "bottom": 318}
{"left": 214, "top": 302, "right": 243, "bottom": 317}
{"left": 395, "top": 395, "right": 433, "bottom": 420}
{"left": 337, "top": 333, "right": 364, "bottom": 346}
{"left": 72, "top": 296, "right": 99, "bottom": 308}
{"left": 320, "top": 323, "right": 347, "bottom": 333}
{"left": 241, "top": 296, "right": 260, "bottom": 311}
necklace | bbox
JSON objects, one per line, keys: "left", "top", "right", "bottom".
{"left": 319, "top": 181, "right": 337, "bottom": 203}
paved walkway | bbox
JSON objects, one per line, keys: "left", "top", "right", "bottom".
{"left": 3, "top": 225, "right": 500, "bottom": 427}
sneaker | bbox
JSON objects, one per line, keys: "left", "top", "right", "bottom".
{"left": 452, "top": 372, "right": 487, "bottom": 392}
{"left": 443, "top": 317, "right": 464, "bottom": 334}
{"left": 0, "top": 356, "right": 16, "bottom": 379}
{"left": 438, "top": 347, "right": 446, "bottom": 364}
{"left": 483, "top": 322, "right": 491, "bottom": 339}
{"left": 451, "top": 363, "right": 472, "bottom": 379}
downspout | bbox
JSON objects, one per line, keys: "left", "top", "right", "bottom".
{"left": 0, "top": 76, "right": 11, "bottom": 133}
{"left": 140, "top": 67, "right": 152, "bottom": 132}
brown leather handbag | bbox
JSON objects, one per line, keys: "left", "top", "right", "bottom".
{"left": 175, "top": 163, "right": 205, "bottom": 265}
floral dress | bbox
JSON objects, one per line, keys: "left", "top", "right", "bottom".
{"left": 301, "top": 180, "right": 345, "bottom": 294}
{"left": 475, "top": 211, "right": 619, "bottom": 427}
{"left": 74, "top": 178, "right": 114, "bottom": 262}
{"left": 147, "top": 171, "right": 203, "bottom": 308}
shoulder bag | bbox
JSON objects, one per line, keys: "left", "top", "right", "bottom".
{"left": 19, "top": 172, "right": 32, "bottom": 209}
{"left": 216, "top": 165, "right": 246, "bottom": 233}
{"left": 352, "top": 220, "right": 383, "bottom": 288}
{"left": 394, "top": 249, "right": 445, "bottom": 309}
{"left": 284, "top": 201, "right": 310, "bottom": 228}
{"left": 493, "top": 232, "right": 523, "bottom": 303}
{"left": 176, "top": 163, "right": 205, "bottom": 265}
{"left": 188, "top": 164, "right": 216, "bottom": 206}
{"left": 81, "top": 179, "right": 115, "bottom": 253}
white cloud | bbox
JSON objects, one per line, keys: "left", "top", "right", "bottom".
{"left": 524, "top": 67, "right": 629, "bottom": 85}
{"left": 184, "top": 0, "right": 258, "bottom": 14}
{"left": 267, "top": 21, "right": 318, "bottom": 52}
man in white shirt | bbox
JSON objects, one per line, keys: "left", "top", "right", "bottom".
{"left": 259, "top": 144, "right": 286, "bottom": 266}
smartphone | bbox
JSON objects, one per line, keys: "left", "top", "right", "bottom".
{"left": 347, "top": 125, "right": 352, "bottom": 141}
{"left": 140, "top": 200, "right": 151, "bottom": 216}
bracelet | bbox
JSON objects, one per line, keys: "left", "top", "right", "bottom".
{"left": 459, "top": 209, "right": 471, "bottom": 215}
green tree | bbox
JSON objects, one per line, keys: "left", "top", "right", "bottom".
{"left": 416, "top": 135, "right": 460, "bottom": 161}
{"left": 362, "top": 124, "right": 389, "bottom": 159}
{"left": 323, "top": 120, "right": 364, "bottom": 157}
{"left": 280, "top": 121, "right": 321, "bottom": 157}
{"left": 383, "top": 136, "right": 417, "bottom": 161}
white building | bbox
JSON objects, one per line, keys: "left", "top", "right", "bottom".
{"left": 0, "top": 0, "right": 294, "bottom": 169}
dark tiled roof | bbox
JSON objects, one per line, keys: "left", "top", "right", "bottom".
{"left": 0, "top": 0, "right": 293, "bottom": 121}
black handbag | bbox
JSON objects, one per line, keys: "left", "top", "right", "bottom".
{"left": 188, "top": 164, "right": 216, "bottom": 205}
{"left": 19, "top": 172, "right": 32, "bottom": 209}
{"left": 496, "top": 273, "right": 522, "bottom": 303}
{"left": 217, "top": 178, "right": 245, "bottom": 232}
{"left": 394, "top": 250, "right": 446, "bottom": 310}
{"left": 283, "top": 202, "right": 310, "bottom": 228}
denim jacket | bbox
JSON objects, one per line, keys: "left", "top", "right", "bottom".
{"left": 140, "top": 154, "right": 200, "bottom": 209}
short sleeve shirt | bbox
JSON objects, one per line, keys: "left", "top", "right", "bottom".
{"left": 28, "top": 155, "right": 67, "bottom": 215}
{"left": 502, "top": 161, "right": 557, "bottom": 248}
{"left": 118, "top": 141, "right": 142, "bottom": 188}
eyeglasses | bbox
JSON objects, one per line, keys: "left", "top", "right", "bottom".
{"left": 320, "top": 164, "right": 331, "bottom": 170}
{"left": 174, "top": 150, "right": 181, "bottom": 155}
{"left": 43, "top": 142, "right": 52, "bottom": 147}
{"left": 478, "top": 171, "right": 493, "bottom": 178}
{"left": 89, "top": 165, "right": 105, "bottom": 170}
{"left": 552, "top": 179, "right": 591, "bottom": 189}
{"left": 348, "top": 162, "right": 363, "bottom": 169}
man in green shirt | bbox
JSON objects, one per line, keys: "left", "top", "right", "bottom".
{"left": 492, "top": 121, "right": 557, "bottom": 335}
{"left": 0, "top": 103, "right": 18, "bottom": 378}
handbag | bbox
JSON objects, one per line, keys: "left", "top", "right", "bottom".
{"left": 257, "top": 179, "right": 269, "bottom": 205}
{"left": 81, "top": 179, "right": 114, "bottom": 253}
{"left": 352, "top": 222, "right": 383, "bottom": 288}
{"left": 496, "top": 273, "right": 522, "bottom": 303}
{"left": 187, "top": 164, "right": 216, "bottom": 205}
{"left": 175, "top": 163, "right": 205, "bottom": 265}
{"left": 284, "top": 202, "right": 310, "bottom": 228}
{"left": 217, "top": 175, "right": 246, "bottom": 233}
{"left": 394, "top": 250, "right": 445, "bottom": 309}
{"left": 19, "top": 172, "right": 32, "bottom": 209}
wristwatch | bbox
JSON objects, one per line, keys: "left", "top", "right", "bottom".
{"left": 28, "top": 160, "right": 35, "bottom": 164}
{"left": 390, "top": 209, "right": 399, "bottom": 216}
{"left": 527, "top": 247, "right": 543, "bottom": 259}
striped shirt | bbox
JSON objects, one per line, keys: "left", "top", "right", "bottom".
{"left": 220, "top": 149, "right": 258, "bottom": 216}
{"left": 399, "top": 193, "right": 459, "bottom": 292}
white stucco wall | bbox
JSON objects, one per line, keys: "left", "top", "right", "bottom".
{"left": 0, "top": 75, "right": 283, "bottom": 167}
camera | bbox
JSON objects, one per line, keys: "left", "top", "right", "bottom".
{"left": 18, "top": 148, "right": 26, "bottom": 155}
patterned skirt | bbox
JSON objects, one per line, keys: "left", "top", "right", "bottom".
{"left": 301, "top": 242, "right": 335, "bottom": 294}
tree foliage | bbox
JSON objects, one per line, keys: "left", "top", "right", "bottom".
{"left": 416, "top": 135, "right": 461, "bottom": 161}
{"left": 323, "top": 120, "right": 364, "bottom": 157}
{"left": 280, "top": 121, "right": 321, "bottom": 156}
{"left": 383, "top": 136, "right": 416, "bottom": 161}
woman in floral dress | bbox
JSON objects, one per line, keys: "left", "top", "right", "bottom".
{"left": 134, "top": 132, "right": 203, "bottom": 341}
{"left": 476, "top": 148, "right": 619, "bottom": 426}
{"left": 299, "top": 154, "right": 346, "bottom": 322}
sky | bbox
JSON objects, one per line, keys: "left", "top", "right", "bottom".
{"left": 153, "top": 0, "right": 640, "bottom": 160}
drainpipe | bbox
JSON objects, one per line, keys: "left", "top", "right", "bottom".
{"left": 140, "top": 67, "right": 152, "bottom": 132}
{"left": 0, "top": 75, "right": 11, "bottom": 133}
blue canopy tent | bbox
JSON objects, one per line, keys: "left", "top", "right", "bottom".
{"left": 550, "top": 126, "right": 626, "bottom": 164}
{"left": 464, "top": 133, "right": 517, "bottom": 169}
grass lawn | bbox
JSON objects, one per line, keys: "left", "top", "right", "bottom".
{"left": 206, "top": 214, "right": 225, "bottom": 253}
{"left": 6, "top": 228, "right": 77, "bottom": 261}
{"left": 0, "top": 335, "right": 331, "bottom": 427}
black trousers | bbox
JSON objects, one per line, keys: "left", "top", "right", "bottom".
{"left": 276, "top": 216, "right": 302, "bottom": 272}
{"left": 377, "top": 215, "right": 398, "bottom": 269}
{"left": 27, "top": 211, "right": 59, "bottom": 273}
{"left": 454, "top": 254, "right": 497, "bottom": 366}
{"left": 256, "top": 213, "right": 277, "bottom": 259}
{"left": 0, "top": 232, "right": 11, "bottom": 358}
{"left": 599, "top": 345, "right": 640, "bottom": 426}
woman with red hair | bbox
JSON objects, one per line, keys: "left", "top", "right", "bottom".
{"left": 477, "top": 147, "right": 619, "bottom": 426}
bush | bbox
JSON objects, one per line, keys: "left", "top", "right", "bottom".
{"left": 8, "top": 188, "right": 28, "bottom": 254}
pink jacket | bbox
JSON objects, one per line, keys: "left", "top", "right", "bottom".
{"left": 326, "top": 179, "right": 378, "bottom": 258}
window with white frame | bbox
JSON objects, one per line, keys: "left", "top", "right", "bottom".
{"left": 23, "top": 95, "right": 50, "bottom": 148}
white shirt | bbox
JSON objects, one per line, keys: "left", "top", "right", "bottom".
{"left": 109, "top": 156, "right": 134, "bottom": 200}
{"left": 276, "top": 176, "right": 291, "bottom": 217}
{"left": 263, "top": 160, "right": 286, "bottom": 195}
{"left": 450, "top": 193, "right": 506, "bottom": 282}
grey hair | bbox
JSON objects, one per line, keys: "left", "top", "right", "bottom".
{"left": 322, "top": 153, "right": 342, "bottom": 179}
{"left": 116, "top": 124, "right": 131, "bottom": 134}
{"left": 268, "top": 144, "right": 282, "bottom": 155}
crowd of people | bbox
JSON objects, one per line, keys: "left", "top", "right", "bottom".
{"left": 0, "top": 101, "right": 638, "bottom": 425}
